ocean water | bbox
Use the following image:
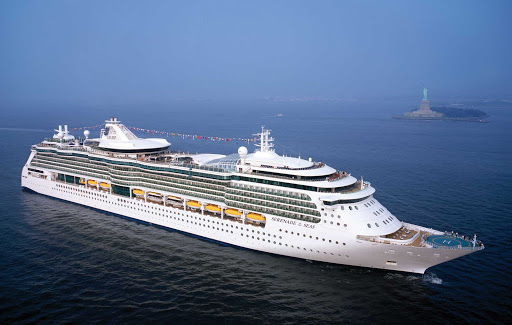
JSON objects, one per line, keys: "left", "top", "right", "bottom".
{"left": 1, "top": 100, "right": 511, "bottom": 324}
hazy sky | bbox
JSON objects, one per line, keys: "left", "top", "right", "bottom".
{"left": 1, "top": 0, "right": 511, "bottom": 106}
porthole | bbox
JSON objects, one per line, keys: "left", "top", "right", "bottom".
{"left": 349, "top": 206, "right": 352, "bottom": 210}
{"left": 375, "top": 223, "right": 379, "bottom": 227}
{"left": 367, "top": 223, "right": 371, "bottom": 228}
{"left": 355, "top": 206, "right": 358, "bottom": 210}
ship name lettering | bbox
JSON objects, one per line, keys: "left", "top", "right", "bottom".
{"left": 271, "top": 216, "right": 297, "bottom": 226}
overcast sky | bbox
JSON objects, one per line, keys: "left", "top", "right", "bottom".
{"left": 1, "top": 0, "right": 511, "bottom": 106}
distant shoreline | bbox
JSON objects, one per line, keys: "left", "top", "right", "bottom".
{"left": 392, "top": 116, "right": 489, "bottom": 123}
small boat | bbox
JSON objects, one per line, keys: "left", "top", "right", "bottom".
{"left": 166, "top": 195, "right": 182, "bottom": 201}
{"left": 87, "top": 180, "right": 97, "bottom": 186}
{"left": 147, "top": 192, "right": 163, "bottom": 202}
{"left": 246, "top": 213, "right": 266, "bottom": 221}
{"left": 205, "top": 204, "right": 221, "bottom": 213}
{"left": 99, "top": 182, "right": 110, "bottom": 188}
{"left": 225, "top": 208, "right": 242, "bottom": 217}
{"left": 78, "top": 179, "right": 86, "bottom": 185}
{"left": 133, "top": 189, "right": 144, "bottom": 195}
{"left": 187, "top": 201, "right": 201, "bottom": 209}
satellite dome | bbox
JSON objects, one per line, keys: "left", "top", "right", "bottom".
{"left": 84, "top": 130, "right": 90, "bottom": 138}
{"left": 57, "top": 132, "right": 63, "bottom": 139}
{"left": 238, "top": 146, "right": 248, "bottom": 157}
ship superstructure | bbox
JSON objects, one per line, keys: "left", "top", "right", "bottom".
{"left": 21, "top": 118, "right": 483, "bottom": 273}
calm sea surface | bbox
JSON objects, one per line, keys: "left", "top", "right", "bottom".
{"left": 1, "top": 100, "right": 511, "bottom": 324}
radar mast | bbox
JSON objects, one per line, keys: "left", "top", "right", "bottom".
{"left": 254, "top": 126, "right": 274, "bottom": 153}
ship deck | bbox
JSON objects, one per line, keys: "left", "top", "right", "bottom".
{"left": 425, "top": 234, "right": 473, "bottom": 248}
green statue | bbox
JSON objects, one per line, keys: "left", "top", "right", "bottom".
{"left": 423, "top": 88, "right": 428, "bottom": 100}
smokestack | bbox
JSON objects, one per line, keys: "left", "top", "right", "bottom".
{"left": 64, "top": 125, "right": 68, "bottom": 134}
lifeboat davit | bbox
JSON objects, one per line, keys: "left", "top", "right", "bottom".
{"left": 133, "top": 189, "right": 144, "bottom": 196}
{"left": 246, "top": 213, "right": 266, "bottom": 221}
{"left": 205, "top": 204, "right": 221, "bottom": 213}
{"left": 99, "top": 182, "right": 110, "bottom": 188}
{"left": 87, "top": 180, "right": 97, "bottom": 186}
{"left": 225, "top": 208, "right": 242, "bottom": 217}
{"left": 187, "top": 201, "right": 201, "bottom": 209}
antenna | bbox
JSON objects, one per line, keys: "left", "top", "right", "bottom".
{"left": 253, "top": 126, "right": 274, "bottom": 153}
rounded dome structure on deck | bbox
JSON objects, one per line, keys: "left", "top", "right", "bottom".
{"left": 238, "top": 146, "right": 248, "bottom": 157}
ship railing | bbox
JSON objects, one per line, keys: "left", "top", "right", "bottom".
{"left": 258, "top": 162, "right": 325, "bottom": 171}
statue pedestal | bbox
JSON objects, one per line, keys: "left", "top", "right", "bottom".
{"left": 419, "top": 100, "right": 430, "bottom": 112}
{"left": 404, "top": 99, "right": 443, "bottom": 118}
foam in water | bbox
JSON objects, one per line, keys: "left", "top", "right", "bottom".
{"left": 384, "top": 272, "right": 443, "bottom": 285}
{"left": 423, "top": 273, "right": 443, "bottom": 285}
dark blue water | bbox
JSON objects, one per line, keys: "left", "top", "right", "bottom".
{"left": 1, "top": 100, "right": 511, "bottom": 324}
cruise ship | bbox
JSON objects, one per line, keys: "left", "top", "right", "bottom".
{"left": 21, "top": 118, "right": 484, "bottom": 273}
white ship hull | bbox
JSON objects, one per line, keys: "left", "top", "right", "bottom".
{"left": 21, "top": 163, "right": 473, "bottom": 274}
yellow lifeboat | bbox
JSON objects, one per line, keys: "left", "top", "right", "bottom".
{"left": 205, "top": 204, "right": 221, "bottom": 213}
{"left": 133, "top": 189, "right": 144, "bottom": 195}
{"left": 225, "top": 208, "right": 242, "bottom": 217}
{"left": 99, "top": 182, "right": 110, "bottom": 188}
{"left": 87, "top": 180, "right": 97, "bottom": 186}
{"left": 246, "top": 213, "right": 266, "bottom": 221}
{"left": 167, "top": 195, "right": 182, "bottom": 201}
{"left": 78, "top": 179, "right": 86, "bottom": 185}
{"left": 148, "top": 192, "right": 162, "bottom": 197}
{"left": 187, "top": 201, "right": 201, "bottom": 208}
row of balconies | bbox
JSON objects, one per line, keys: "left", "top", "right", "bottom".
{"left": 32, "top": 160, "right": 225, "bottom": 201}
{"left": 229, "top": 183, "right": 311, "bottom": 201}
{"left": 226, "top": 200, "right": 320, "bottom": 223}
{"left": 225, "top": 194, "right": 320, "bottom": 217}
{"left": 36, "top": 155, "right": 227, "bottom": 193}
{"left": 225, "top": 188, "right": 316, "bottom": 209}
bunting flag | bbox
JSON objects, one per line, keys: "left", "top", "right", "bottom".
{"left": 126, "top": 126, "right": 257, "bottom": 143}
{"left": 68, "top": 124, "right": 258, "bottom": 144}
{"left": 70, "top": 124, "right": 104, "bottom": 131}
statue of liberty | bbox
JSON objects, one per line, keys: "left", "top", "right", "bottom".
{"left": 423, "top": 88, "right": 428, "bottom": 100}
